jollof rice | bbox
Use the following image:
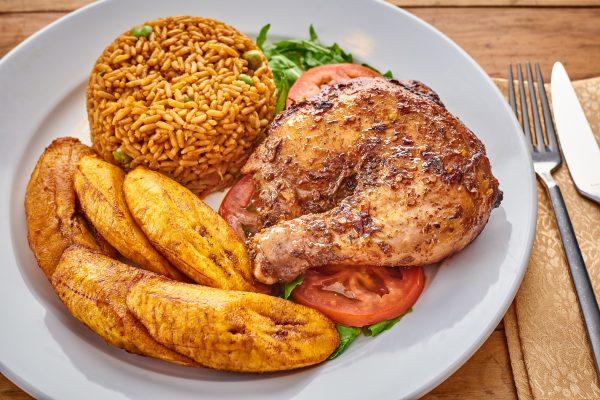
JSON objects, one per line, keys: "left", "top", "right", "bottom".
{"left": 87, "top": 16, "right": 276, "bottom": 196}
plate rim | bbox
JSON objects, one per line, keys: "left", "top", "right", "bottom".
{"left": 0, "top": 0, "right": 538, "bottom": 398}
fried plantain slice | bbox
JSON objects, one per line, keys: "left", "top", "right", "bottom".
{"left": 52, "top": 245, "right": 196, "bottom": 366}
{"left": 25, "top": 137, "right": 114, "bottom": 279}
{"left": 53, "top": 246, "right": 337, "bottom": 371}
{"left": 123, "top": 167, "right": 268, "bottom": 293}
{"left": 88, "top": 222, "right": 119, "bottom": 259}
{"left": 127, "top": 273, "right": 339, "bottom": 372}
{"left": 74, "top": 156, "right": 185, "bottom": 280}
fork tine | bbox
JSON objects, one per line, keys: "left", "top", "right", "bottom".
{"left": 508, "top": 65, "right": 517, "bottom": 115}
{"left": 535, "top": 63, "right": 559, "bottom": 152}
{"left": 526, "top": 63, "right": 545, "bottom": 150}
{"left": 516, "top": 64, "right": 533, "bottom": 149}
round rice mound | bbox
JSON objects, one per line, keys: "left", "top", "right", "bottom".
{"left": 87, "top": 16, "right": 276, "bottom": 196}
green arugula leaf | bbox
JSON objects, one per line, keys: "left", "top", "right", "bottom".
{"left": 328, "top": 325, "right": 361, "bottom": 360}
{"left": 328, "top": 309, "right": 413, "bottom": 360}
{"left": 361, "top": 63, "right": 393, "bottom": 79}
{"left": 265, "top": 39, "right": 351, "bottom": 68}
{"left": 256, "top": 24, "right": 270, "bottom": 51}
{"left": 362, "top": 308, "right": 413, "bottom": 337}
{"left": 268, "top": 54, "right": 303, "bottom": 113}
{"left": 256, "top": 24, "right": 354, "bottom": 113}
{"left": 360, "top": 62, "right": 380, "bottom": 73}
{"left": 273, "top": 77, "right": 290, "bottom": 113}
{"left": 281, "top": 275, "right": 304, "bottom": 300}
{"left": 309, "top": 24, "right": 318, "bottom": 41}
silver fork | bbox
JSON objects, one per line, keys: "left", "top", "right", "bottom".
{"left": 508, "top": 63, "right": 600, "bottom": 374}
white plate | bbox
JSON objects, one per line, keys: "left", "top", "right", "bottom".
{"left": 0, "top": 0, "right": 536, "bottom": 398}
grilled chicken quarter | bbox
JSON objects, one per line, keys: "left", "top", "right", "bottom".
{"left": 243, "top": 77, "right": 502, "bottom": 284}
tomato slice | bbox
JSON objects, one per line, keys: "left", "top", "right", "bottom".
{"left": 218, "top": 175, "right": 259, "bottom": 239}
{"left": 292, "top": 265, "right": 424, "bottom": 327}
{"left": 287, "top": 63, "right": 380, "bottom": 107}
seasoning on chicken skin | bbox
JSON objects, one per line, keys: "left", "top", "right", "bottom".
{"left": 243, "top": 77, "right": 501, "bottom": 284}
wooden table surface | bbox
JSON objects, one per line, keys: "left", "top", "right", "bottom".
{"left": 1, "top": 1, "right": 599, "bottom": 399}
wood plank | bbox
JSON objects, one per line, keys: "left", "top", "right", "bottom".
{"left": 392, "top": 0, "right": 600, "bottom": 6}
{"left": 0, "top": 0, "right": 90, "bottom": 12}
{"left": 1, "top": 0, "right": 599, "bottom": 13}
{"left": 409, "top": 7, "right": 600, "bottom": 80}
{"left": 0, "top": 374, "right": 32, "bottom": 400}
{"left": 1, "top": 8, "right": 599, "bottom": 81}
{"left": 0, "top": 12, "right": 60, "bottom": 57}
{"left": 425, "top": 331, "right": 518, "bottom": 399}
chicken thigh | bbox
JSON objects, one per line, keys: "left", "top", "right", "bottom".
{"left": 243, "top": 77, "right": 501, "bottom": 284}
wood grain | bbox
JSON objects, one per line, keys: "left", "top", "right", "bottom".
{"left": 1, "top": 0, "right": 599, "bottom": 13}
{"left": 1, "top": 8, "right": 599, "bottom": 80}
{"left": 0, "top": 374, "right": 32, "bottom": 400}
{"left": 391, "top": 0, "right": 600, "bottom": 6}
{"left": 425, "top": 331, "right": 517, "bottom": 399}
{"left": 0, "top": 13, "right": 60, "bottom": 57}
{"left": 410, "top": 7, "right": 600, "bottom": 80}
{"left": 0, "top": 0, "right": 89, "bottom": 12}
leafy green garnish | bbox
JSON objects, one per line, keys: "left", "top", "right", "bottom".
{"left": 268, "top": 55, "right": 302, "bottom": 113}
{"left": 328, "top": 325, "right": 361, "bottom": 360}
{"left": 263, "top": 28, "right": 353, "bottom": 69}
{"left": 329, "top": 309, "right": 413, "bottom": 359}
{"left": 361, "top": 62, "right": 393, "bottom": 79}
{"left": 362, "top": 318, "right": 401, "bottom": 337}
{"left": 309, "top": 24, "right": 318, "bottom": 42}
{"left": 281, "top": 275, "right": 304, "bottom": 299}
{"left": 130, "top": 25, "right": 153, "bottom": 38}
{"left": 257, "top": 24, "right": 353, "bottom": 113}
{"left": 363, "top": 308, "right": 412, "bottom": 337}
{"left": 256, "top": 24, "right": 270, "bottom": 51}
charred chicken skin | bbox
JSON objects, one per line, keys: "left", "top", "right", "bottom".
{"left": 243, "top": 77, "right": 502, "bottom": 284}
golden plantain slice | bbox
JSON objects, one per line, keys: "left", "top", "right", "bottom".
{"left": 123, "top": 167, "right": 268, "bottom": 293}
{"left": 53, "top": 246, "right": 338, "bottom": 372}
{"left": 52, "top": 245, "right": 196, "bottom": 366}
{"left": 74, "top": 156, "right": 185, "bottom": 280}
{"left": 127, "top": 275, "right": 339, "bottom": 372}
{"left": 89, "top": 222, "right": 119, "bottom": 258}
{"left": 25, "top": 137, "right": 114, "bottom": 279}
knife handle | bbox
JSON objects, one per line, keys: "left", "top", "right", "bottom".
{"left": 545, "top": 180, "right": 600, "bottom": 375}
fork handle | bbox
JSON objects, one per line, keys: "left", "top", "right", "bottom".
{"left": 543, "top": 177, "right": 600, "bottom": 375}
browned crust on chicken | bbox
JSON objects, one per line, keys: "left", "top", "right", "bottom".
{"left": 243, "top": 77, "right": 501, "bottom": 284}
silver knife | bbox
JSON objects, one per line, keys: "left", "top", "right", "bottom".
{"left": 551, "top": 62, "right": 600, "bottom": 204}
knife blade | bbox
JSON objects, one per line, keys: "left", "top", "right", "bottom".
{"left": 551, "top": 62, "right": 600, "bottom": 204}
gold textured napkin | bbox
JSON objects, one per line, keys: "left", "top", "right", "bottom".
{"left": 493, "top": 77, "right": 600, "bottom": 399}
